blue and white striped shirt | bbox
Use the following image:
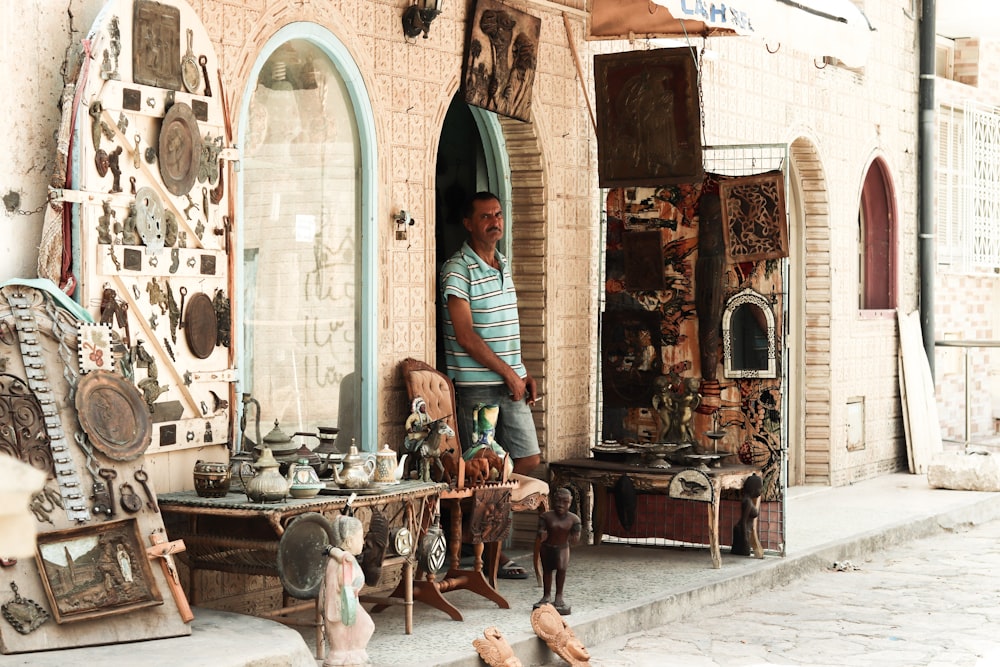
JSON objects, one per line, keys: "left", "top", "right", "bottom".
{"left": 440, "top": 242, "right": 526, "bottom": 386}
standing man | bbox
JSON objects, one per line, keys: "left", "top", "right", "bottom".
{"left": 440, "top": 191, "right": 541, "bottom": 580}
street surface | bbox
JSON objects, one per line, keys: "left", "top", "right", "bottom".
{"left": 549, "top": 518, "right": 1000, "bottom": 667}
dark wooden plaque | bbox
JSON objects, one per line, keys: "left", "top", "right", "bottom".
{"left": 133, "top": 0, "right": 182, "bottom": 90}
{"left": 623, "top": 230, "right": 666, "bottom": 291}
{"left": 594, "top": 48, "right": 703, "bottom": 188}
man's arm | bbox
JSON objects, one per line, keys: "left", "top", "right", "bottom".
{"left": 448, "top": 294, "right": 536, "bottom": 402}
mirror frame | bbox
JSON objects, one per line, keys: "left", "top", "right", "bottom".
{"left": 722, "top": 288, "right": 777, "bottom": 379}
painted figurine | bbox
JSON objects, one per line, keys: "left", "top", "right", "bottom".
{"left": 534, "top": 487, "right": 582, "bottom": 615}
{"left": 322, "top": 515, "right": 374, "bottom": 667}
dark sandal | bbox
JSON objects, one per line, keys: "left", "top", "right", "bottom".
{"left": 498, "top": 559, "right": 529, "bottom": 579}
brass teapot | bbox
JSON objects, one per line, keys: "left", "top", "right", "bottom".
{"left": 240, "top": 447, "right": 289, "bottom": 502}
{"left": 332, "top": 442, "right": 376, "bottom": 489}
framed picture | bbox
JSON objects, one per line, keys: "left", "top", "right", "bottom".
{"left": 594, "top": 48, "right": 703, "bottom": 188}
{"left": 462, "top": 0, "right": 541, "bottom": 122}
{"left": 35, "top": 518, "right": 163, "bottom": 623}
{"left": 719, "top": 170, "right": 788, "bottom": 263}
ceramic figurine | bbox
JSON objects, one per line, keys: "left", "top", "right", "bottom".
{"left": 533, "top": 487, "right": 582, "bottom": 615}
{"left": 322, "top": 515, "right": 374, "bottom": 667}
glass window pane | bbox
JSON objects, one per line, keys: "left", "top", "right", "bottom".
{"left": 242, "top": 39, "right": 361, "bottom": 446}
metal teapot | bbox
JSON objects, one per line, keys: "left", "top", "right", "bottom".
{"left": 240, "top": 446, "right": 289, "bottom": 502}
{"left": 332, "top": 442, "right": 376, "bottom": 489}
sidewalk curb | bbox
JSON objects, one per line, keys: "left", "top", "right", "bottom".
{"left": 436, "top": 490, "right": 1000, "bottom": 667}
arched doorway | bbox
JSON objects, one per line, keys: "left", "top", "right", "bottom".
{"left": 238, "top": 23, "right": 378, "bottom": 451}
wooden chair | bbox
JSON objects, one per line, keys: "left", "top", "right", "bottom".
{"left": 401, "top": 358, "right": 548, "bottom": 587}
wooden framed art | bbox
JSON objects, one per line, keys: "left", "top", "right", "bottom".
{"left": 719, "top": 170, "right": 789, "bottom": 263}
{"left": 35, "top": 518, "right": 163, "bottom": 624}
{"left": 462, "top": 0, "right": 541, "bottom": 122}
{"left": 594, "top": 48, "right": 703, "bottom": 188}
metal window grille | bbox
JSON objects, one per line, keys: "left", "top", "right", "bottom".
{"left": 937, "top": 102, "right": 1000, "bottom": 273}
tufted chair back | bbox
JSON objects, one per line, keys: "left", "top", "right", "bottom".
{"left": 401, "top": 358, "right": 465, "bottom": 487}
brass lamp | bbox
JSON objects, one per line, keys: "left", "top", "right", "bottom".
{"left": 402, "top": 0, "right": 443, "bottom": 39}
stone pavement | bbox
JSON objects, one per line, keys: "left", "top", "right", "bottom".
{"left": 565, "top": 516, "right": 1000, "bottom": 667}
{"left": 3, "top": 472, "right": 1000, "bottom": 667}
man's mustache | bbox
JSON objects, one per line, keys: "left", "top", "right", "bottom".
{"left": 487, "top": 225, "right": 502, "bottom": 233}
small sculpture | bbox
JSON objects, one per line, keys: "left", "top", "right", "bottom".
{"left": 533, "top": 487, "right": 581, "bottom": 615}
{"left": 402, "top": 397, "right": 432, "bottom": 455}
{"left": 530, "top": 603, "right": 591, "bottom": 667}
{"left": 732, "top": 473, "right": 763, "bottom": 557}
{"left": 322, "top": 515, "right": 374, "bottom": 667}
{"left": 108, "top": 146, "right": 123, "bottom": 194}
{"left": 473, "top": 626, "right": 523, "bottom": 667}
{"left": 652, "top": 373, "right": 702, "bottom": 444}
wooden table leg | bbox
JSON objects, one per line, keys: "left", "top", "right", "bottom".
{"left": 593, "top": 484, "right": 607, "bottom": 545}
{"left": 750, "top": 496, "right": 764, "bottom": 559}
{"left": 708, "top": 494, "right": 722, "bottom": 569}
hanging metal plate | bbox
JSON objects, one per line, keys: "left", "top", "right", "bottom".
{"left": 158, "top": 102, "right": 200, "bottom": 196}
{"left": 277, "top": 512, "right": 335, "bottom": 600}
{"left": 184, "top": 292, "right": 217, "bottom": 359}
{"left": 134, "top": 186, "right": 165, "bottom": 254}
{"left": 75, "top": 370, "right": 152, "bottom": 462}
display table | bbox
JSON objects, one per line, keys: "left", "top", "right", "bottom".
{"left": 549, "top": 459, "right": 763, "bottom": 568}
{"left": 159, "top": 480, "right": 444, "bottom": 657}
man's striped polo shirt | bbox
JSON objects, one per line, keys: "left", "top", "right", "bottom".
{"left": 440, "top": 241, "right": 526, "bottom": 386}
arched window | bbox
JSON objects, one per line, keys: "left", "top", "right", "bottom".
{"left": 239, "top": 24, "right": 377, "bottom": 450}
{"left": 859, "top": 157, "right": 897, "bottom": 310}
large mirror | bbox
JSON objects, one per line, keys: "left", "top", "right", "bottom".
{"left": 722, "top": 288, "right": 777, "bottom": 379}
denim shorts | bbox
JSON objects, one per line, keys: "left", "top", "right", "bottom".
{"left": 454, "top": 385, "right": 540, "bottom": 460}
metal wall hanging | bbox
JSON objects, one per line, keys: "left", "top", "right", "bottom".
{"left": 35, "top": 519, "right": 163, "bottom": 624}
{"left": 594, "top": 48, "right": 703, "bottom": 188}
{"left": 719, "top": 170, "right": 788, "bottom": 263}
{"left": 0, "top": 374, "right": 53, "bottom": 476}
{"left": 132, "top": 0, "right": 181, "bottom": 90}
{"left": 462, "top": 0, "right": 541, "bottom": 123}
{"left": 2, "top": 582, "right": 50, "bottom": 635}
{"left": 158, "top": 102, "right": 200, "bottom": 196}
{"left": 182, "top": 291, "right": 216, "bottom": 359}
{"left": 74, "top": 370, "right": 153, "bottom": 461}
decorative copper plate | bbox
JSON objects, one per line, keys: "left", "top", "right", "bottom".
{"left": 277, "top": 512, "right": 335, "bottom": 600}
{"left": 183, "top": 291, "right": 216, "bottom": 359}
{"left": 158, "top": 102, "right": 200, "bottom": 196}
{"left": 75, "top": 370, "right": 152, "bottom": 461}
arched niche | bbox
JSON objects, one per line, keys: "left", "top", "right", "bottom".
{"left": 722, "top": 288, "right": 777, "bottom": 379}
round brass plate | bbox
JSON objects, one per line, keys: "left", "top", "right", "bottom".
{"left": 75, "top": 370, "right": 152, "bottom": 462}
{"left": 277, "top": 513, "right": 335, "bottom": 600}
{"left": 184, "top": 292, "right": 217, "bottom": 359}
{"left": 158, "top": 102, "right": 200, "bottom": 196}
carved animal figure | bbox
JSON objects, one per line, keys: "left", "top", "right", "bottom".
{"left": 419, "top": 418, "right": 455, "bottom": 483}
{"left": 465, "top": 457, "right": 490, "bottom": 485}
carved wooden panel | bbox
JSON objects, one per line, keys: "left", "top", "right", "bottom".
{"left": 719, "top": 170, "right": 788, "bottom": 263}
{"left": 463, "top": 0, "right": 541, "bottom": 122}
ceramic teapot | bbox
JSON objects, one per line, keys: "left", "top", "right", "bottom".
{"left": 373, "top": 443, "right": 408, "bottom": 484}
{"left": 286, "top": 458, "right": 324, "bottom": 498}
{"left": 240, "top": 446, "right": 289, "bottom": 502}
{"left": 332, "top": 442, "right": 376, "bottom": 489}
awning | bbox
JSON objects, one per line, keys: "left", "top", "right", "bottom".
{"left": 589, "top": 0, "right": 874, "bottom": 68}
